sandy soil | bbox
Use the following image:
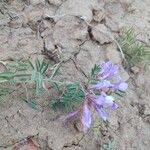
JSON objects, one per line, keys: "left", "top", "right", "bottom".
{"left": 0, "top": 0, "right": 150, "bottom": 149}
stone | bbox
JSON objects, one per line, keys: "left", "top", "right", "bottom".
{"left": 43, "top": 6, "right": 56, "bottom": 18}
{"left": 93, "top": 10, "right": 105, "bottom": 22}
{"left": 53, "top": 16, "right": 88, "bottom": 48}
{"left": 91, "top": 24, "right": 113, "bottom": 44}
{"left": 24, "top": 6, "right": 44, "bottom": 23}
{"left": 105, "top": 17, "right": 120, "bottom": 32}
{"left": 131, "top": 66, "right": 140, "bottom": 74}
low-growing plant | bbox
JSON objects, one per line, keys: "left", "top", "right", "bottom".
{"left": 51, "top": 83, "right": 85, "bottom": 112}
{"left": 29, "top": 58, "right": 50, "bottom": 94}
{"left": 0, "top": 57, "right": 62, "bottom": 106}
{"left": 0, "top": 57, "right": 128, "bottom": 132}
{"left": 118, "top": 28, "right": 150, "bottom": 68}
{"left": 62, "top": 61, "right": 128, "bottom": 131}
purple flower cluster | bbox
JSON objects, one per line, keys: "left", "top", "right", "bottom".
{"left": 65, "top": 61, "right": 128, "bottom": 130}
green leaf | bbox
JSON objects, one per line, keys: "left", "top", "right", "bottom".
{"left": 28, "top": 60, "right": 34, "bottom": 70}
{"left": 35, "top": 58, "right": 41, "bottom": 72}
{"left": 118, "top": 28, "right": 150, "bottom": 67}
{"left": 0, "top": 72, "right": 14, "bottom": 81}
{"left": 39, "top": 59, "right": 45, "bottom": 72}
{"left": 13, "top": 73, "right": 31, "bottom": 78}
{"left": 51, "top": 82, "right": 60, "bottom": 92}
{"left": 41, "top": 61, "right": 49, "bottom": 74}
{"left": 51, "top": 83, "right": 85, "bottom": 112}
{"left": 91, "top": 64, "right": 100, "bottom": 77}
{"left": 27, "top": 100, "right": 39, "bottom": 110}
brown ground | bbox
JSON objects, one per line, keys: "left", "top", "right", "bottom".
{"left": 0, "top": 0, "right": 150, "bottom": 150}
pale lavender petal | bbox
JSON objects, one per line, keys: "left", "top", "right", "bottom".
{"left": 103, "top": 80, "right": 113, "bottom": 87}
{"left": 81, "top": 104, "right": 91, "bottom": 128}
{"left": 101, "top": 91, "right": 107, "bottom": 97}
{"left": 93, "top": 94, "right": 105, "bottom": 105}
{"left": 64, "top": 110, "right": 79, "bottom": 121}
{"left": 95, "top": 105, "right": 108, "bottom": 121}
{"left": 113, "top": 82, "right": 128, "bottom": 91}
{"left": 97, "top": 61, "right": 118, "bottom": 79}
{"left": 105, "top": 95, "right": 114, "bottom": 104}
{"left": 107, "top": 65, "right": 118, "bottom": 78}
{"left": 118, "top": 82, "right": 128, "bottom": 90}
{"left": 109, "top": 103, "right": 118, "bottom": 109}
{"left": 105, "top": 95, "right": 118, "bottom": 109}
{"left": 97, "top": 61, "right": 111, "bottom": 77}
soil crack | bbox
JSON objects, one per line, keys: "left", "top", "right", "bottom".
{"left": 70, "top": 58, "right": 88, "bottom": 78}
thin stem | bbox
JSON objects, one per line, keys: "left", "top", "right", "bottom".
{"left": 48, "top": 79, "right": 74, "bottom": 85}
{"left": 23, "top": 83, "right": 29, "bottom": 101}
{"left": 49, "top": 61, "right": 62, "bottom": 79}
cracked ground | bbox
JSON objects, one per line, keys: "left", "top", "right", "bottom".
{"left": 0, "top": 0, "right": 150, "bottom": 149}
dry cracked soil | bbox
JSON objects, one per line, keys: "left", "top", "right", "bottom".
{"left": 0, "top": 0, "right": 150, "bottom": 150}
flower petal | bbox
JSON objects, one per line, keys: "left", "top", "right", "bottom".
{"left": 81, "top": 104, "right": 91, "bottom": 128}
{"left": 113, "top": 81, "right": 128, "bottom": 91}
{"left": 105, "top": 95, "right": 114, "bottom": 104}
{"left": 118, "top": 82, "right": 128, "bottom": 90}
{"left": 97, "top": 61, "right": 118, "bottom": 79}
{"left": 88, "top": 80, "right": 113, "bottom": 90}
{"left": 64, "top": 110, "right": 79, "bottom": 121}
{"left": 105, "top": 95, "right": 118, "bottom": 109}
{"left": 109, "top": 103, "right": 118, "bottom": 109}
{"left": 95, "top": 105, "right": 108, "bottom": 121}
{"left": 94, "top": 95, "right": 105, "bottom": 105}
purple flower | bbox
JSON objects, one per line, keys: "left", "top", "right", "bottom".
{"left": 92, "top": 95, "right": 117, "bottom": 121}
{"left": 64, "top": 60, "right": 128, "bottom": 131}
{"left": 92, "top": 94, "right": 105, "bottom": 105}
{"left": 97, "top": 61, "right": 118, "bottom": 79}
{"left": 105, "top": 95, "right": 118, "bottom": 109}
{"left": 81, "top": 104, "right": 91, "bottom": 129}
{"left": 87, "top": 92, "right": 117, "bottom": 121}
{"left": 88, "top": 80, "right": 113, "bottom": 90}
{"left": 113, "top": 81, "right": 128, "bottom": 91}
{"left": 87, "top": 92, "right": 118, "bottom": 109}
{"left": 94, "top": 104, "right": 108, "bottom": 121}
{"left": 64, "top": 110, "right": 79, "bottom": 121}
{"left": 94, "top": 93, "right": 117, "bottom": 108}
